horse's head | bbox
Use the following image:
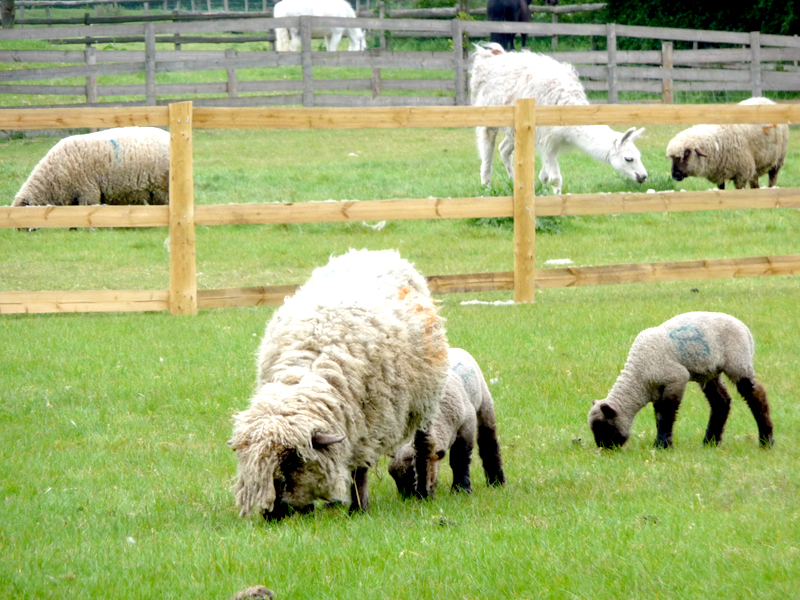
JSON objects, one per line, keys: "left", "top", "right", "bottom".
{"left": 347, "top": 27, "right": 367, "bottom": 51}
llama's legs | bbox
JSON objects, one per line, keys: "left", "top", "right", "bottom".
{"left": 349, "top": 466, "right": 369, "bottom": 513}
{"left": 449, "top": 435, "right": 473, "bottom": 493}
{"left": 477, "top": 422, "right": 505, "bottom": 486}
{"left": 653, "top": 381, "right": 686, "bottom": 448}
{"left": 498, "top": 131, "right": 515, "bottom": 180}
{"left": 538, "top": 149, "right": 563, "bottom": 195}
{"left": 736, "top": 377, "right": 774, "bottom": 447}
{"left": 701, "top": 376, "right": 732, "bottom": 445}
{"left": 477, "top": 126, "right": 499, "bottom": 186}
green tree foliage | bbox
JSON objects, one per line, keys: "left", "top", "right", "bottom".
{"left": 606, "top": 0, "right": 799, "bottom": 36}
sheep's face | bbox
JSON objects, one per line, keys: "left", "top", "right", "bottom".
{"left": 588, "top": 401, "right": 629, "bottom": 449}
{"left": 669, "top": 148, "right": 700, "bottom": 182}
{"left": 388, "top": 444, "right": 417, "bottom": 498}
{"left": 610, "top": 127, "right": 648, "bottom": 185}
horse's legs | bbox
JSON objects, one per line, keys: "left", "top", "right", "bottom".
{"left": 498, "top": 128, "right": 515, "bottom": 180}
{"left": 289, "top": 29, "right": 301, "bottom": 52}
{"left": 326, "top": 28, "right": 344, "bottom": 51}
{"left": 477, "top": 126, "right": 499, "bottom": 186}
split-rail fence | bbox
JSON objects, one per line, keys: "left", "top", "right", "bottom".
{"left": 1, "top": 101, "right": 799, "bottom": 315}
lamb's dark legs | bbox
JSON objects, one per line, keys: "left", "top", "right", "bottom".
{"left": 412, "top": 429, "right": 435, "bottom": 499}
{"left": 449, "top": 436, "right": 473, "bottom": 493}
{"left": 349, "top": 466, "right": 369, "bottom": 513}
{"left": 477, "top": 423, "right": 506, "bottom": 486}
{"left": 653, "top": 384, "right": 684, "bottom": 448}
{"left": 737, "top": 377, "right": 774, "bottom": 448}
{"left": 701, "top": 376, "right": 732, "bottom": 445}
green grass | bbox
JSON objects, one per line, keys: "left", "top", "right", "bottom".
{"left": 2, "top": 96, "right": 800, "bottom": 598}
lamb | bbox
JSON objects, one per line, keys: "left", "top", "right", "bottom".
{"left": 228, "top": 249, "right": 450, "bottom": 520}
{"left": 12, "top": 127, "right": 170, "bottom": 207}
{"left": 666, "top": 97, "right": 789, "bottom": 190}
{"left": 588, "top": 312, "right": 774, "bottom": 449}
{"left": 469, "top": 43, "right": 647, "bottom": 195}
{"left": 388, "top": 347, "right": 506, "bottom": 496}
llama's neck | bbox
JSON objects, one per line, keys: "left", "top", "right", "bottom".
{"left": 562, "top": 125, "right": 619, "bottom": 165}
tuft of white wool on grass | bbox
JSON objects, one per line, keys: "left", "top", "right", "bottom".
{"left": 588, "top": 311, "right": 774, "bottom": 450}
{"left": 469, "top": 42, "right": 647, "bottom": 195}
{"left": 666, "top": 97, "right": 789, "bottom": 190}
{"left": 229, "top": 249, "right": 450, "bottom": 520}
{"left": 389, "top": 347, "right": 505, "bottom": 496}
{"left": 12, "top": 127, "right": 170, "bottom": 207}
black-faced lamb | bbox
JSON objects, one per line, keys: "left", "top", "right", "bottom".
{"left": 388, "top": 347, "right": 506, "bottom": 496}
{"left": 12, "top": 127, "right": 170, "bottom": 207}
{"left": 228, "top": 249, "right": 449, "bottom": 520}
{"left": 588, "top": 312, "right": 774, "bottom": 449}
{"left": 469, "top": 43, "right": 647, "bottom": 195}
{"left": 666, "top": 97, "right": 789, "bottom": 190}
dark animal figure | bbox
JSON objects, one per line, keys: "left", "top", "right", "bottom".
{"left": 487, "top": 0, "right": 531, "bottom": 51}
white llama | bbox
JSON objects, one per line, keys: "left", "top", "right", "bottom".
{"left": 469, "top": 43, "right": 648, "bottom": 195}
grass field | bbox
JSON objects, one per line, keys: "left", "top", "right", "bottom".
{"left": 2, "top": 111, "right": 800, "bottom": 598}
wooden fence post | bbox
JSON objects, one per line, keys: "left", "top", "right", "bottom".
{"left": 606, "top": 23, "right": 618, "bottom": 104}
{"left": 661, "top": 41, "right": 673, "bottom": 104}
{"left": 168, "top": 101, "right": 198, "bottom": 316}
{"left": 225, "top": 48, "right": 238, "bottom": 98}
{"left": 300, "top": 16, "right": 313, "bottom": 107}
{"left": 750, "top": 31, "right": 763, "bottom": 97}
{"left": 85, "top": 44, "right": 98, "bottom": 105}
{"left": 452, "top": 18, "right": 466, "bottom": 106}
{"left": 145, "top": 22, "right": 157, "bottom": 105}
{"left": 513, "top": 97, "right": 537, "bottom": 304}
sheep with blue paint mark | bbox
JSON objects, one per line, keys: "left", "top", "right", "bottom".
{"left": 12, "top": 127, "right": 170, "bottom": 207}
{"left": 588, "top": 312, "right": 774, "bottom": 449}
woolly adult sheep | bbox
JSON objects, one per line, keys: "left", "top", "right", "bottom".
{"left": 229, "top": 249, "right": 449, "bottom": 520}
{"left": 388, "top": 347, "right": 505, "bottom": 496}
{"left": 469, "top": 43, "right": 647, "bottom": 195}
{"left": 588, "top": 312, "right": 774, "bottom": 450}
{"left": 666, "top": 97, "right": 789, "bottom": 190}
{"left": 12, "top": 127, "right": 170, "bottom": 207}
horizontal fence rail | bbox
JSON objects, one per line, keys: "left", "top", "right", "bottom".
{"left": 2, "top": 101, "right": 800, "bottom": 315}
{"left": 3, "top": 16, "right": 800, "bottom": 109}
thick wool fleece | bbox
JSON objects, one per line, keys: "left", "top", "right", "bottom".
{"left": 666, "top": 97, "right": 789, "bottom": 189}
{"left": 230, "top": 249, "right": 449, "bottom": 518}
{"left": 588, "top": 311, "right": 774, "bottom": 449}
{"left": 12, "top": 127, "right": 170, "bottom": 206}
{"left": 389, "top": 347, "right": 505, "bottom": 495}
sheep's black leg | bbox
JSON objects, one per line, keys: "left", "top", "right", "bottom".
{"left": 737, "top": 377, "right": 774, "bottom": 448}
{"left": 349, "top": 466, "right": 369, "bottom": 513}
{"left": 477, "top": 423, "right": 506, "bottom": 486}
{"left": 653, "top": 384, "right": 684, "bottom": 448}
{"left": 768, "top": 168, "right": 780, "bottom": 187}
{"left": 449, "top": 436, "right": 473, "bottom": 493}
{"left": 701, "top": 376, "right": 732, "bottom": 445}
{"left": 412, "top": 429, "right": 435, "bottom": 500}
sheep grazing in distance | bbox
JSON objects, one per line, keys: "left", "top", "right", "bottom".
{"left": 469, "top": 42, "right": 647, "bottom": 195}
{"left": 229, "top": 249, "right": 450, "bottom": 520}
{"left": 666, "top": 97, "right": 789, "bottom": 190}
{"left": 12, "top": 127, "right": 170, "bottom": 207}
{"left": 588, "top": 312, "right": 774, "bottom": 450}
{"left": 388, "top": 347, "right": 506, "bottom": 497}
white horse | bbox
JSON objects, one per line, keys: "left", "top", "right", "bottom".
{"left": 273, "top": 0, "right": 367, "bottom": 52}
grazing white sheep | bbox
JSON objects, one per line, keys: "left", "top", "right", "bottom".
{"left": 666, "top": 97, "right": 789, "bottom": 190}
{"left": 12, "top": 127, "right": 170, "bottom": 207}
{"left": 229, "top": 249, "right": 449, "bottom": 520}
{"left": 273, "top": 0, "right": 366, "bottom": 52}
{"left": 388, "top": 347, "right": 506, "bottom": 496}
{"left": 469, "top": 43, "right": 647, "bottom": 195}
{"left": 588, "top": 312, "right": 774, "bottom": 449}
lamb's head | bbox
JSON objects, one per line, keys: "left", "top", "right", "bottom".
{"left": 229, "top": 383, "right": 351, "bottom": 520}
{"left": 587, "top": 400, "right": 630, "bottom": 449}
{"left": 388, "top": 442, "right": 445, "bottom": 498}
{"left": 609, "top": 127, "right": 648, "bottom": 185}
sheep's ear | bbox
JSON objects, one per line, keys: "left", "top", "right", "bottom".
{"left": 312, "top": 433, "right": 345, "bottom": 449}
{"left": 600, "top": 404, "right": 617, "bottom": 420}
{"left": 695, "top": 148, "right": 708, "bottom": 158}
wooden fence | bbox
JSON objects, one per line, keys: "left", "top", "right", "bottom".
{"left": 1, "top": 101, "right": 800, "bottom": 315}
{"left": 3, "top": 16, "right": 800, "bottom": 109}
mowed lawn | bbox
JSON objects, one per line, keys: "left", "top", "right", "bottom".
{"left": 1, "top": 120, "right": 799, "bottom": 599}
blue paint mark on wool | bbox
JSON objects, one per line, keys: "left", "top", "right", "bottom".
{"left": 109, "top": 139, "right": 121, "bottom": 163}
{"left": 668, "top": 325, "right": 711, "bottom": 361}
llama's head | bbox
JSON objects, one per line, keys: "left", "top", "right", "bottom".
{"left": 609, "top": 127, "right": 648, "bottom": 185}
{"left": 587, "top": 399, "right": 630, "bottom": 448}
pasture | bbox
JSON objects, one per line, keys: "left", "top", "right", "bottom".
{"left": 2, "top": 120, "right": 799, "bottom": 599}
